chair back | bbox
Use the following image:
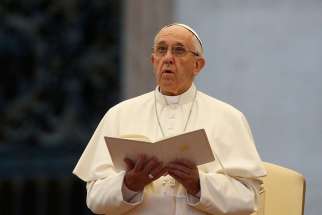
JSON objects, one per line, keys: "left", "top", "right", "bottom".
{"left": 251, "top": 162, "right": 306, "bottom": 215}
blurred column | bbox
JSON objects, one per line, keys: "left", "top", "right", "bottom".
{"left": 122, "top": 0, "right": 174, "bottom": 99}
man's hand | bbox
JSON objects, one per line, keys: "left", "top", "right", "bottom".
{"left": 124, "top": 154, "right": 166, "bottom": 192}
{"left": 166, "top": 159, "right": 200, "bottom": 196}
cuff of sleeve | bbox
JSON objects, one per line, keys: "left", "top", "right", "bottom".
{"left": 186, "top": 190, "right": 201, "bottom": 204}
{"left": 186, "top": 171, "right": 206, "bottom": 207}
{"left": 122, "top": 182, "right": 143, "bottom": 203}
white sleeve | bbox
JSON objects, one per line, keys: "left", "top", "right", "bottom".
{"left": 122, "top": 182, "right": 144, "bottom": 203}
{"left": 73, "top": 109, "right": 146, "bottom": 214}
{"left": 86, "top": 171, "right": 143, "bottom": 215}
{"left": 186, "top": 190, "right": 201, "bottom": 204}
{"left": 187, "top": 172, "right": 262, "bottom": 214}
{"left": 186, "top": 111, "right": 266, "bottom": 214}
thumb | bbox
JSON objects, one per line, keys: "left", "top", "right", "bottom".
{"left": 124, "top": 157, "right": 135, "bottom": 171}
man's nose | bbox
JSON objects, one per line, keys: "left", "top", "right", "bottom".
{"left": 163, "top": 48, "right": 175, "bottom": 64}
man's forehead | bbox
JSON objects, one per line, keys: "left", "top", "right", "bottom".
{"left": 155, "top": 26, "right": 193, "bottom": 44}
{"left": 154, "top": 22, "right": 203, "bottom": 49}
{"left": 156, "top": 40, "right": 185, "bottom": 46}
{"left": 159, "top": 24, "right": 192, "bottom": 34}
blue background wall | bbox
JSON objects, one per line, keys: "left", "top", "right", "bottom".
{"left": 175, "top": 1, "right": 322, "bottom": 214}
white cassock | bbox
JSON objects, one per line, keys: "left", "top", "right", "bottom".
{"left": 73, "top": 84, "right": 267, "bottom": 215}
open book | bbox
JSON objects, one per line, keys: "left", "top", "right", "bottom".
{"left": 104, "top": 129, "right": 215, "bottom": 170}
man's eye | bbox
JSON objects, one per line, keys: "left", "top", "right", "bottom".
{"left": 157, "top": 46, "right": 167, "bottom": 53}
{"left": 174, "top": 47, "right": 186, "bottom": 54}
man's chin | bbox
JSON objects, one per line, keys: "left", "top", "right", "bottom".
{"left": 158, "top": 84, "right": 172, "bottom": 92}
{"left": 159, "top": 78, "right": 174, "bottom": 86}
{"left": 159, "top": 85, "right": 179, "bottom": 96}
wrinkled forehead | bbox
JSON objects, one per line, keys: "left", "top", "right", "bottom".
{"left": 155, "top": 25, "right": 195, "bottom": 46}
{"left": 155, "top": 24, "right": 203, "bottom": 48}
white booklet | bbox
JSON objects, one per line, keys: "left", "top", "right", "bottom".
{"left": 104, "top": 129, "right": 215, "bottom": 170}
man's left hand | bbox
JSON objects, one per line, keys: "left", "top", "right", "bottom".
{"left": 166, "top": 159, "right": 200, "bottom": 196}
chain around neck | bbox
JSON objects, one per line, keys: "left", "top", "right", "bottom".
{"left": 154, "top": 87, "right": 198, "bottom": 138}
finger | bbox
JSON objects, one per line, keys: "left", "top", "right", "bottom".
{"left": 124, "top": 158, "right": 135, "bottom": 171}
{"left": 167, "top": 168, "right": 189, "bottom": 179}
{"left": 167, "top": 170, "right": 186, "bottom": 187}
{"left": 166, "top": 163, "right": 191, "bottom": 175}
{"left": 168, "top": 170, "right": 200, "bottom": 195}
{"left": 134, "top": 154, "right": 146, "bottom": 171}
{"left": 171, "top": 159, "right": 196, "bottom": 168}
{"left": 142, "top": 157, "right": 159, "bottom": 174}
{"left": 149, "top": 163, "right": 166, "bottom": 179}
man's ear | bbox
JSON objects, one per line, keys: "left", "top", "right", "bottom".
{"left": 193, "top": 57, "right": 205, "bottom": 75}
{"left": 151, "top": 54, "right": 155, "bottom": 64}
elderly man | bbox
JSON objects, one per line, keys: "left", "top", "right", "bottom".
{"left": 73, "top": 23, "right": 266, "bottom": 215}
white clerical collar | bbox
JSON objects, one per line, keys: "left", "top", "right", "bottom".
{"left": 164, "top": 95, "right": 179, "bottom": 104}
{"left": 155, "top": 84, "right": 197, "bottom": 105}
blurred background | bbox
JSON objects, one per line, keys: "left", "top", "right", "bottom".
{"left": 0, "top": 0, "right": 321, "bottom": 214}
{"left": 0, "top": 0, "right": 121, "bottom": 214}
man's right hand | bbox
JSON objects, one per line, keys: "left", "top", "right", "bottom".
{"left": 124, "top": 154, "right": 166, "bottom": 192}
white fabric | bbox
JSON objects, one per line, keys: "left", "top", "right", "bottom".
{"left": 122, "top": 175, "right": 201, "bottom": 205}
{"left": 73, "top": 83, "right": 267, "bottom": 215}
{"left": 122, "top": 183, "right": 143, "bottom": 203}
{"left": 164, "top": 94, "right": 180, "bottom": 104}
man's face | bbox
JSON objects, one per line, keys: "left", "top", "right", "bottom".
{"left": 151, "top": 26, "right": 205, "bottom": 96}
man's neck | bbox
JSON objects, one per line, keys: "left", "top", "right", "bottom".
{"left": 159, "top": 85, "right": 191, "bottom": 96}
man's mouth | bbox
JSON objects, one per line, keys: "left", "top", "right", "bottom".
{"left": 162, "top": 69, "right": 174, "bottom": 74}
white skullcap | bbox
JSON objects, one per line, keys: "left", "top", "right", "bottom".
{"left": 161, "top": 23, "right": 203, "bottom": 50}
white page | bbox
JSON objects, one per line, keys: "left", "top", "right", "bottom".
{"left": 105, "top": 129, "right": 215, "bottom": 170}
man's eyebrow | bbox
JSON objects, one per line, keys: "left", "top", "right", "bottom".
{"left": 156, "top": 41, "right": 185, "bottom": 46}
{"left": 156, "top": 41, "right": 167, "bottom": 46}
{"left": 173, "top": 42, "right": 184, "bottom": 47}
